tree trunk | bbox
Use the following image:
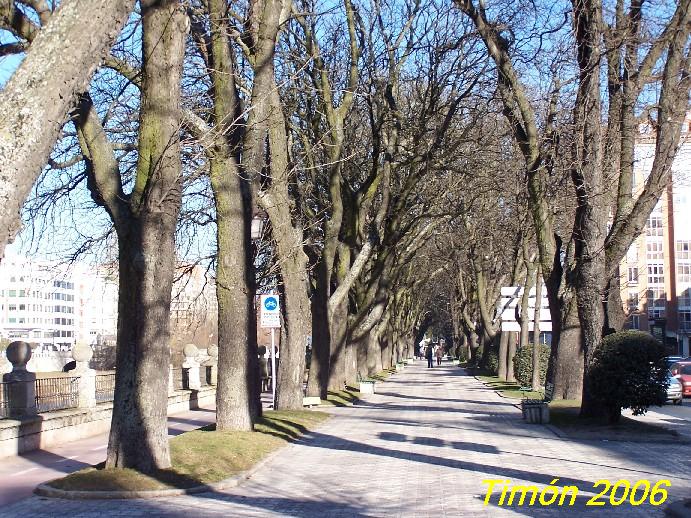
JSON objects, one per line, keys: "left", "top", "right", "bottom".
{"left": 327, "top": 297, "right": 348, "bottom": 390}
{"left": 497, "top": 331, "right": 509, "bottom": 381}
{"left": 546, "top": 284, "right": 584, "bottom": 400}
{"left": 603, "top": 270, "right": 626, "bottom": 332}
{"left": 275, "top": 255, "right": 312, "bottom": 410}
{"left": 0, "top": 0, "right": 135, "bottom": 261}
{"left": 105, "top": 0, "right": 186, "bottom": 472}
{"left": 307, "top": 259, "right": 330, "bottom": 399}
{"left": 571, "top": 0, "right": 607, "bottom": 418}
{"left": 212, "top": 157, "right": 260, "bottom": 428}
{"left": 507, "top": 332, "right": 517, "bottom": 382}
{"left": 532, "top": 271, "right": 543, "bottom": 390}
{"left": 207, "top": 0, "right": 260, "bottom": 430}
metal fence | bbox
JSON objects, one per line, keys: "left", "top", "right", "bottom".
{"left": 0, "top": 382, "right": 9, "bottom": 419}
{"left": 171, "top": 368, "right": 185, "bottom": 391}
{"left": 35, "top": 376, "right": 79, "bottom": 413}
{"left": 201, "top": 366, "right": 212, "bottom": 387}
{"left": 95, "top": 373, "right": 116, "bottom": 403}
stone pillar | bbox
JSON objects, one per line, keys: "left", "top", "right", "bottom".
{"left": 168, "top": 364, "right": 175, "bottom": 395}
{"left": 72, "top": 343, "right": 96, "bottom": 408}
{"left": 207, "top": 344, "right": 218, "bottom": 386}
{"left": 3, "top": 341, "right": 37, "bottom": 417}
{"left": 182, "top": 343, "right": 200, "bottom": 390}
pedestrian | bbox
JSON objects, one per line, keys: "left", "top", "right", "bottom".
{"left": 436, "top": 343, "right": 444, "bottom": 366}
{"left": 426, "top": 343, "right": 434, "bottom": 368}
{"left": 258, "top": 346, "right": 270, "bottom": 392}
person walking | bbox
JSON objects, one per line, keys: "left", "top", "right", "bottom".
{"left": 436, "top": 344, "right": 444, "bottom": 366}
{"left": 426, "top": 343, "right": 434, "bottom": 368}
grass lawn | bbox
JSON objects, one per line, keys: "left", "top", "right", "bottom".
{"left": 370, "top": 369, "right": 393, "bottom": 382}
{"left": 322, "top": 387, "right": 361, "bottom": 406}
{"left": 476, "top": 375, "right": 544, "bottom": 399}
{"left": 47, "top": 410, "right": 330, "bottom": 492}
{"left": 548, "top": 400, "right": 678, "bottom": 439}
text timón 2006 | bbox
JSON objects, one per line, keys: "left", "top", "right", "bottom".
{"left": 482, "top": 478, "right": 671, "bottom": 507}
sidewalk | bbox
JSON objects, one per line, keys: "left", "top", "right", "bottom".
{"left": 0, "top": 393, "right": 275, "bottom": 506}
{"left": 3, "top": 362, "right": 690, "bottom": 516}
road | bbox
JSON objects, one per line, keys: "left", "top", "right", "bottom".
{"left": 624, "top": 398, "right": 691, "bottom": 438}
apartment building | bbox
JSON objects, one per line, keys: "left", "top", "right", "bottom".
{"left": 622, "top": 113, "right": 691, "bottom": 357}
{"left": 0, "top": 253, "right": 78, "bottom": 350}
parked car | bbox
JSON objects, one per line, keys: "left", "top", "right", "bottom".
{"left": 669, "top": 361, "right": 691, "bottom": 398}
{"left": 666, "top": 356, "right": 684, "bottom": 368}
{"left": 667, "top": 373, "right": 683, "bottom": 405}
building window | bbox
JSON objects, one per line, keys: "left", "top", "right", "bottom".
{"left": 647, "top": 288, "right": 666, "bottom": 307}
{"left": 627, "top": 292, "right": 639, "bottom": 310}
{"left": 8, "top": 290, "right": 16, "bottom": 297}
{"left": 628, "top": 267, "right": 639, "bottom": 284}
{"left": 8, "top": 317, "right": 16, "bottom": 323}
{"left": 646, "top": 241, "right": 664, "bottom": 260}
{"left": 680, "top": 311, "right": 691, "bottom": 331}
{"left": 8, "top": 304, "right": 16, "bottom": 311}
{"left": 631, "top": 315, "right": 640, "bottom": 330}
{"left": 18, "top": 304, "right": 25, "bottom": 311}
{"left": 648, "top": 265, "right": 664, "bottom": 285}
{"left": 678, "top": 264, "right": 691, "bottom": 283}
{"left": 646, "top": 215, "right": 663, "bottom": 236}
{"left": 649, "top": 308, "right": 665, "bottom": 319}
{"left": 678, "top": 241, "right": 691, "bottom": 260}
{"left": 18, "top": 290, "right": 26, "bottom": 297}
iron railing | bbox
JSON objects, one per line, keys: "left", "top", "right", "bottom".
{"left": 171, "top": 368, "right": 185, "bottom": 391}
{"left": 0, "top": 382, "right": 9, "bottom": 419}
{"left": 95, "top": 373, "right": 116, "bottom": 403}
{"left": 35, "top": 376, "right": 79, "bottom": 413}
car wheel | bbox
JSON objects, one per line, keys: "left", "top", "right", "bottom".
{"left": 674, "top": 398, "right": 683, "bottom": 405}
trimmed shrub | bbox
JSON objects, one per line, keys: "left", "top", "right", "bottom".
{"left": 513, "top": 343, "right": 550, "bottom": 387}
{"left": 587, "top": 330, "right": 668, "bottom": 422}
{"left": 484, "top": 349, "right": 499, "bottom": 375}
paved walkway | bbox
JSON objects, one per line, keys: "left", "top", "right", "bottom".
{"left": 3, "top": 362, "right": 690, "bottom": 517}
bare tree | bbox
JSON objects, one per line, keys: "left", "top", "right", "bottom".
{"left": 0, "top": 0, "right": 136, "bottom": 261}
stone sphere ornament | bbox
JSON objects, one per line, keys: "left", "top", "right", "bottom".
{"left": 6, "top": 341, "right": 32, "bottom": 370}
{"left": 72, "top": 343, "right": 94, "bottom": 363}
{"left": 207, "top": 344, "right": 218, "bottom": 358}
{"left": 183, "top": 343, "right": 199, "bottom": 358}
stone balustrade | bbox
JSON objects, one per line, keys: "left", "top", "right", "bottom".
{"left": 1, "top": 341, "right": 219, "bottom": 419}
{"left": 0, "top": 340, "right": 218, "bottom": 459}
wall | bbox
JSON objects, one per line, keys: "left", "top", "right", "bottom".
{"left": 0, "top": 386, "right": 216, "bottom": 459}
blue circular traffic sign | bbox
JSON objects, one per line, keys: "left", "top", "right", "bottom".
{"left": 264, "top": 296, "right": 278, "bottom": 311}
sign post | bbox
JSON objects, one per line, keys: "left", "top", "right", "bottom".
{"left": 260, "top": 294, "right": 281, "bottom": 408}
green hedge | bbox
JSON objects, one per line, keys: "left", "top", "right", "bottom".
{"left": 513, "top": 343, "right": 550, "bottom": 387}
{"left": 484, "top": 349, "right": 499, "bottom": 375}
{"left": 587, "top": 330, "right": 668, "bottom": 421}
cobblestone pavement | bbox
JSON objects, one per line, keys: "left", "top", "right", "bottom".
{"left": 3, "top": 361, "right": 690, "bottom": 517}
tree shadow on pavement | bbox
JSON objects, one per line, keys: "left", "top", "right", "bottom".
{"left": 17, "top": 449, "right": 92, "bottom": 473}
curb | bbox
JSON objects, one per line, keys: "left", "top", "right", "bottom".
{"left": 666, "top": 499, "right": 691, "bottom": 518}
{"left": 34, "top": 444, "right": 286, "bottom": 500}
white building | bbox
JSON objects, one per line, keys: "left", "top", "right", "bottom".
{"left": 0, "top": 253, "right": 78, "bottom": 350}
{"left": 1, "top": 254, "right": 217, "bottom": 353}
{"left": 73, "top": 264, "right": 118, "bottom": 346}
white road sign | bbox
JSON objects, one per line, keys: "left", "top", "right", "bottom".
{"left": 260, "top": 294, "right": 281, "bottom": 328}
{"left": 499, "top": 284, "right": 552, "bottom": 332}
